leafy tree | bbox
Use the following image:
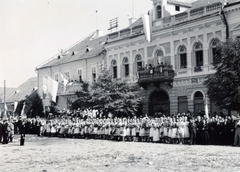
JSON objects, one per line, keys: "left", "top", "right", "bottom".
{"left": 72, "top": 69, "right": 144, "bottom": 117}
{"left": 25, "top": 93, "right": 44, "bottom": 118}
{"left": 72, "top": 81, "right": 92, "bottom": 110}
{"left": 204, "top": 38, "right": 240, "bottom": 114}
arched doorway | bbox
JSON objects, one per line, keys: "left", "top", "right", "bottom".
{"left": 149, "top": 90, "right": 170, "bottom": 116}
{"left": 194, "top": 91, "right": 204, "bottom": 113}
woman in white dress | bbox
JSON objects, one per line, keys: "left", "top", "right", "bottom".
{"left": 177, "top": 117, "right": 185, "bottom": 144}
{"left": 183, "top": 116, "right": 190, "bottom": 144}
{"left": 171, "top": 117, "right": 178, "bottom": 144}
{"left": 153, "top": 121, "right": 160, "bottom": 143}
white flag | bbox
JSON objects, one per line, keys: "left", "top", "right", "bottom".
{"left": 47, "top": 76, "right": 59, "bottom": 102}
{"left": 60, "top": 72, "right": 68, "bottom": 92}
{"left": 142, "top": 13, "right": 152, "bottom": 42}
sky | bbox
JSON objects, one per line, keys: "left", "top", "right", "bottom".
{"left": 0, "top": 0, "right": 152, "bottom": 88}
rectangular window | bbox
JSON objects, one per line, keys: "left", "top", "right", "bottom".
{"left": 54, "top": 74, "right": 58, "bottom": 82}
{"left": 196, "top": 51, "right": 203, "bottom": 67}
{"left": 178, "top": 96, "right": 188, "bottom": 113}
{"left": 175, "top": 6, "right": 180, "bottom": 11}
{"left": 180, "top": 54, "right": 187, "bottom": 68}
{"left": 77, "top": 69, "right": 82, "bottom": 76}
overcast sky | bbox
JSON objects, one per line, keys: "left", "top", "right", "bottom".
{"left": 0, "top": 0, "right": 152, "bottom": 88}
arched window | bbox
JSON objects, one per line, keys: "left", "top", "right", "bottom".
{"left": 112, "top": 60, "right": 117, "bottom": 78}
{"left": 210, "top": 39, "right": 219, "bottom": 64}
{"left": 194, "top": 42, "right": 203, "bottom": 67}
{"left": 123, "top": 57, "right": 129, "bottom": 77}
{"left": 194, "top": 91, "right": 204, "bottom": 113}
{"left": 156, "top": 50, "right": 164, "bottom": 66}
{"left": 136, "top": 54, "right": 143, "bottom": 71}
{"left": 179, "top": 46, "right": 187, "bottom": 68}
{"left": 157, "top": 5, "right": 162, "bottom": 19}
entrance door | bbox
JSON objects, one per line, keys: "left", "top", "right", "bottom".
{"left": 194, "top": 91, "right": 204, "bottom": 114}
{"left": 149, "top": 90, "right": 170, "bottom": 116}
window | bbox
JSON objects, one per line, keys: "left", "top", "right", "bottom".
{"left": 136, "top": 55, "right": 143, "bottom": 71}
{"left": 157, "top": 5, "right": 162, "bottom": 19}
{"left": 175, "top": 6, "right": 180, "bottom": 11}
{"left": 156, "top": 50, "right": 164, "bottom": 65}
{"left": 77, "top": 69, "right": 82, "bottom": 82}
{"left": 112, "top": 60, "right": 117, "bottom": 78}
{"left": 210, "top": 39, "right": 219, "bottom": 64}
{"left": 123, "top": 57, "right": 129, "bottom": 77}
{"left": 178, "top": 96, "right": 188, "bottom": 113}
{"left": 54, "top": 74, "right": 58, "bottom": 82}
{"left": 92, "top": 67, "right": 96, "bottom": 82}
{"left": 194, "top": 42, "right": 203, "bottom": 67}
{"left": 179, "top": 46, "right": 187, "bottom": 68}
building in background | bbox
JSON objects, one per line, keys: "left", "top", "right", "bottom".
{"left": 0, "top": 77, "right": 38, "bottom": 116}
{"left": 36, "top": 0, "right": 240, "bottom": 116}
{"left": 36, "top": 30, "right": 107, "bottom": 111}
{"left": 105, "top": 0, "right": 240, "bottom": 116}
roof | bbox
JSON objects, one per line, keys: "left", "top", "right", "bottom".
{"left": 6, "top": 77, "right": 38, "bottom": 102}
{"left": 191, "top": 0, "right": 239, "bottom": 8}
{"left": 37, "top": 31, "right": 107, "bottom": 70}
{"left": 167, "top": 0, "right": 192, "bottom": 7}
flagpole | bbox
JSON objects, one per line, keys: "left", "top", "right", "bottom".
{"left": 4, "top": 80, "right": 6, "bottom": 117}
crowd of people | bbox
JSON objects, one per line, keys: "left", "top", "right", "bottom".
{"left": 1, "top": 112, "right": 240, "bottom": 146}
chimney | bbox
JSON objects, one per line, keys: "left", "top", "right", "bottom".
{"left": 129, "top": 18, "right": 137, "bottom": 26}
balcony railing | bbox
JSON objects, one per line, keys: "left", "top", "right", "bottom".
{"left": 194, "top": 66, "right": 203, "bottom": 72}
{"left": 57, "top": 82, "right": 82, "bottom": 95}
{"left": 138, "top": 65, "right": 175, "bottom": 85}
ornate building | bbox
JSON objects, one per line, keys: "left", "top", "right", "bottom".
{"left": 105, "top": 0, "right": 240, "bottom": 116}
{"left": 36, "top": 0, "right": 240, "bottom": 116}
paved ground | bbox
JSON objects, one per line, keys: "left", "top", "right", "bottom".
{"left": 0, "top": 135, "right": 240, "bottom": 172}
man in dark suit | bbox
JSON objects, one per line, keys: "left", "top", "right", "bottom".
{"left": 2, "top": 119, "right": 9, "bottom": 144}
{"left": 189, "top": 118, "right": 197, "bottom": 145}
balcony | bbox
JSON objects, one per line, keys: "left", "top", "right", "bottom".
{"left": 138, "top": 65, "right": 175, "bottom": 88}
{"left": 57, "top": 82, "right": 82, "bottom": 95}
{"left": 194, "top": 66, "right": 203, "bottom": 72}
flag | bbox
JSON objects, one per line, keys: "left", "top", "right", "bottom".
{"left": 60, "top": 72, "right": 68, "bottom": 92}
{"left": 21, "top": 102, "right": 25, "bottom": 116}
{"left": 14, "top": 101, "right": 18, "bottom": 112}
{"left": 142, "top": 12, "right": 152, "bottom": 42}
{"left": 205, "top": 96, "right": 209, "bottom": 118}
{"left": 47, "top": 76, "right": 58, "bottom": 102}
{"left": 42, "top": 75, "right": 59, "bottom": 102}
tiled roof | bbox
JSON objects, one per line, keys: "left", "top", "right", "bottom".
{"left": 37, "top": 31, "right": 107, "bottom": 69}
{"left": 6, "top": 77, "right": 38, "bottom": 102}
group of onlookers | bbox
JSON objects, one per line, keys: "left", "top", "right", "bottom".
{"left": 1, "top": 113, "right": 240, "bottom": 146}
{"left": 34, "top": 113, "right": 240, "bottom": 146}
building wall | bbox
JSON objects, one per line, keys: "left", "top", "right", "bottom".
{"left": 105, "top": 1, "right": 240, "bottom": 116}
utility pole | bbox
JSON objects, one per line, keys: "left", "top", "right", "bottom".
{"left": 4, "top": 80, "right": 6, "bottom": 117}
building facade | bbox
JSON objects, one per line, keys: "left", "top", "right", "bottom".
{"left": 105, "top": 0, "right": 240, "bottom": 116}
{"left": 36, "top": 31, "right": 107, "bottom": 111}
{"left": 36, "top": 0, "right": 240, "bottom": 116}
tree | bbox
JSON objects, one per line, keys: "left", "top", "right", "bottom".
{"left": 72, "top": 69, "right": 144, "bottom": 117}
{"left": 204, "top": 38, "right": 240, "bottom": 114}
{"left": 72, "top": 81, "right": 92, "bottom": 110}
{"left": 25, "top": 93, "right": 44, "bottom": 118}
